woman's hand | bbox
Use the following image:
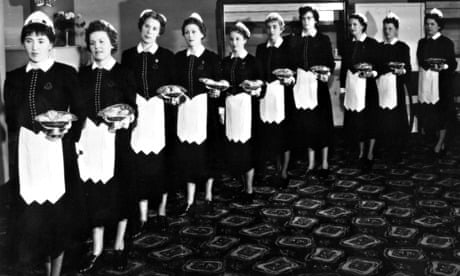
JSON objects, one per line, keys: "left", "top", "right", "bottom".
{"left": 249, "top": 87, "right": 262, "bottom": 97}
{"left": 431, "top": 63, "right": 448, "bottom": 72}
{"left": 280, "top": 76, "right": 295, "bottom": 86}
{"left": 44, "top": 121, "right": 72, "bottom": 141}
{"left": 208, "top": 88, "right": 221, "bottom": 98}
{"left": 317, "top": 72, "right": 331, "bottom": 82}
{"left": 218, "top": 107, "right": 225, "bottom": 125}
{"left": 109, "top": 114, "right": 135, "bottom": 132}
{"left": 166, "top": 94, "right": 188, "bottom": 106}
{"left": 358, "top": 70, "right": 377, "bottom": 78}
{"left": 392, "top": 68, "right": 406, "bottom": 76}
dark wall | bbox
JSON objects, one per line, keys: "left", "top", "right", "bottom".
{"left": 118, "top": 0, "right": 218, "bottom": 54}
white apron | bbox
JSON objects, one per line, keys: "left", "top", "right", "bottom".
{"left": 259, "top": 80, "right": 285, "bottom": 124}
{"left": 177, "top": 93, "right": 207, "bottom": 145}
{"left": 418, "top": 69, "right": 439, "bottom": 104}
{"left": 293, "top": 68, "right": 318, "bottom": 110}
{"left": 130, "top": 94, "right": 165, "bottom": 155}
{"left": 226, "top": 93, "right": 252, "bottom": 143}
{"left": 18, "top": 127, "right": 66, "bottom": 204}
{"left": 377, "top": 73, "right": 397, "bottom": 109}
{"left": 344, "top": 70, "right": 366, "bottom": 112}
{"left": 77, "top": 118, "right": 116, "bottom": 184}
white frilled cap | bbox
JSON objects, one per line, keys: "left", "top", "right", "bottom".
{"left": 139, "top": 9, "right": 152, "bottom": 18}
{"left": 139, "top": 9, "right": 167, "bottom": 24}
{"left": 235, "top": 21, "right": 250, "bottom": 38}
{"left": 353, "top": 12, "right": 368, "bottom": 24}
{"left": 385, "top": 11, "right": 400, "bottom": 22}
{"left": 429, "top": 8, "right": 443, "bottom": 18}
{"left": 99, "top": 19, "right": 118, "bottom": 34}
{"left": 158, "top": 13, "right": 167, "bottom": 23}
{"left": 265, "top": 12, "right": 284, "bottom": 26}
{"left": 189, "top": 12, "right": 203, "bottom": 23}
{"left": 24, "top": 11, "right": 55, "bottom": 33}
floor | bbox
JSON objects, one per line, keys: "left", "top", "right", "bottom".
{"left": 1, "top": 131, "right": 460, "bottom": 275}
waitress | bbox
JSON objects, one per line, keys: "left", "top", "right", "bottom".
{"left": 77, "top": 20, "right": 136, "bottom": 272}
{"left": 376, "top": 12, "right": 411, "bottom": 162}
{"left": 255, "top": 13, "right": 293, "bottom": 187}
{"left": 4, "top": 11, "right": 81, "bottom": 276}
{"left": 290, "top": 6, "right": 335, "bottom": 177}
{"left": 417, "top": 8, "right": 457, "bottom": 156}
{"left": 173, "top": 13, "right": 223, "bottom": 216}
{"left": 222, "top": 22, "right": 263, "bottom": 203}
{"left": 121, "top": 9, "right": 175, "bottom": 233}
{"left": 340, "top": 13, "right": 380, "bottom": 171}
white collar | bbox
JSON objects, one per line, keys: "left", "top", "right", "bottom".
{"left": 186, "top": 45, "right": 205, "bottom": 57}
{"left": 301, "top": 29, "right": 317, "bottom": 37}
{"left": 430, "top": 32, "right": 441, "bottom": 40}
{"left": 353, "top": 33, "right": 367, "bottom": 42}
{"left": 231, "top": 49, "right": 248, "bottom": 59}
{"left": 91, "top": 56, "right": 116, "bottom": 70}
{"left": 136, "top": 42, "right": 159, "bottom": 54}
{"left": 266, "top": 37, "right": 283, "bottom": 48}
{"left": 25, "top": 58, "right": 54, "bottom": 72}
{"left": 384, "top": 38, "right": 398, "bottom": 45}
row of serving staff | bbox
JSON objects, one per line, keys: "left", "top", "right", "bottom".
{"left": 3, "top": 5, "right": 457, "bottom": 275}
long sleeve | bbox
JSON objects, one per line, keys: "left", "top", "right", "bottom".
{"left": 65, "top": 67, "right": 86, "bottom": 141}
{"left": 402, "top": 43, "right": 412, "bottom": 85}
{"left": 444, "top": 38, "right": 457, "bottom": 74}
{"left": 340, "top": 41, "right": 351, "bottom": 89}
{"left": 3, "top": 73, "right": 18, "bottom": 134}
{"left": 323, "top": 35, "right": 336, "bottom": 72}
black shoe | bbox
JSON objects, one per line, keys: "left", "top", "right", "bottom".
{"left": 157, "top": 215, "right": 169, "bottom": 231}
{"left": 113, "top": 250, "right": 128, "bottom": 271}
{"left": 78, "top": 254, "right": 102, "bottom": 273}
{"left": 131, "top": 221, "right": 147, "bottom": 239}
{"left": 363, "top": 158, "right": 373, "bottom": 173}
{"left": 241, "top": 193, "right": 255, "bottom": 204}
{"left": 281, "top": 177, "right": 290, "bottom": 189}
{"left": 358, "top": 157, "right": 366, "bottom": 168}
{"left": 317, "top": 169, "right": 330, "bottom": 179}
{"left": 203, "top": 200, "right": 214, "bottom": 214}
{"left": 305, "top": 169, "right": 318, "bottom": 180}
{"left": 179, "top": 204, "right": 195, "bottom": 217}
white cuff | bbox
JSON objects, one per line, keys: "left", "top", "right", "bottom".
{"left": 340, "top": 87, "right": 346, "bottom": 94}
{"left": 218, "top": 107, "right": 225, "bottom": 116}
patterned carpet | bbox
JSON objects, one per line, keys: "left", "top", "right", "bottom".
{"left": 1, "top": 130, "right": 460, "bottom": 275}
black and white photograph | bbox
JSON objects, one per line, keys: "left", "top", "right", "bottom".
{"left": 0, "top": 0, "right": 459, "bottom": 275}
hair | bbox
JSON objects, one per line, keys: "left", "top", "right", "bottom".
{"left": 383, "top": 17, "right": 399, "bottom": 29}
{"left": 229, "top": 24, "right": 250, "bottom": 39}
{"left": 299, "top": 6, "right": 319, "bottom": 23}
{"left": 85, "top": 20, "right": 118, "bottom": 54}
{"left": 424, "top": 13, "right": 444, "bottom": 30}
{"left": 182, "top": 17, "right": 206, "bottom": 38}
{"left": 138, "top": 11, "right": 166, "bottom": 35}
{"left": 21, "top": 23, "right": 55, "bottom": 44}
{"left": 265, "top": 15, "right": 285, "bottom": 29}
{"left": 350, "top": 14, "right": 367, "bottom": 33}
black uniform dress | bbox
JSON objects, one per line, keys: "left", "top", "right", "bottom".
{"left": 121, "top": 46, "right": 175, "bottom": 205}
{"left": 4, "top": 62, "right": 82, "bottom": 266}
{"left": 255, "top": 39, "right": 295, "bottom": 162}
{"left": 377, "top": 40, "right": 411, "bottom": 148}
{"left": 340, "top": 36, "right": 380, "bottom": 144}
{"left": 78, "top": 62, "right": 136, "bottom": 227}
{"left": 221, "top": 53, "right": 263, "bottom": 174}
{"left": 172, "top": 49, "right": 223, "bottom": 185}
{"left": 416, "top": 34, "right": 457, "bottom": 132}
{"left": 289, "top": 32, "right": 335, "bottom": 150}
